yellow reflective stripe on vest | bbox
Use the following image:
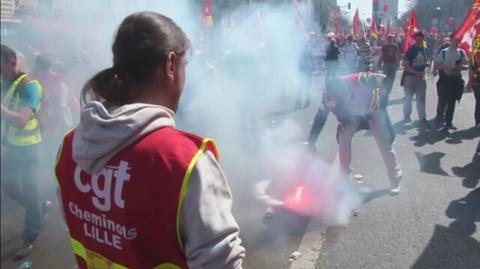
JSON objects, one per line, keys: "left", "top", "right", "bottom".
{"left": 71, "top": 238, "right": 182, "bottom": 269}
{"left": 176, "top": 138, "right": 217, "bottom": 252}
{"left": 1, "top": 74, "right": 27, "bottom": 138}
{"left": 153, "top": 264, "right": 181, "bottom": 269}
{"left": 71, "top": 238, "right": 128, "bottom": 269}
{"left": 1, "top": 74, "right": 27, "bottom": 106}
{"left": 1, "top": 76, "right": 43, "bottom": 146}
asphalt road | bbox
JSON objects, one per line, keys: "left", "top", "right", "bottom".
{"left": 1, "top": 71, "right": 479, "bottom": 269}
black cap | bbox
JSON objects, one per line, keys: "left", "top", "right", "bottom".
{"left": 35, "top": 53, "right": 53, "bottom": 71}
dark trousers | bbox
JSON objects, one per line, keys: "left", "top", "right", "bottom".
{"left": 474, "top": 85, "right": 480, "bottom": 125}
{"left": 308, "top": 107, "right": 330, "bottom": 144}
{"left": 2, "top": 143, "right": 42, "bottom": 243}
{"left": 436, "top": 75, "right": 464, "bottom": 124}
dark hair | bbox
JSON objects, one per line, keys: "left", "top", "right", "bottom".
{"left": 82, "top": 12, "right": 191, "bottom": 106}
{"left": 414, "top": 31, "right": 425, "bottom": 37}
{"left": 1, "top": 44, "right": 17, "bottom": 64}
{"left": 35, "top": 53, "right": 53, "bottom": 71}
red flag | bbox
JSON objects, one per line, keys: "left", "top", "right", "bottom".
{"left": 351, "top": 8, "right": 363, "bottom": 38}
{"left": 455, "top": 0, "right": 480, "bottom": 58}
{"left": 371, "top": 14, "right": 378, "bottom": 38}
{"left": 383, "top": 3, "right": 389, "bottom": 12}
{"left": 403, "top": 10, "right": 419, "bottom": 53}
{"left": 335, "top": 17, "right": 342, "bottom": 38}
{"left": 203, "top": 0, "right": 213, "bottom": 26}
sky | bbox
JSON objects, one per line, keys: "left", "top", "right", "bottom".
{"left": 337, "top": 0, "right": 410, "bottom": 21}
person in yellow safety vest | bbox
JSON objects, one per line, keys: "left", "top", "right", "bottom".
{"left": 1, "top": 44, "right": 45, "bottom": 260}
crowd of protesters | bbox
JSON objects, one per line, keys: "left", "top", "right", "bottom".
{"left": 1, "top": 10, "right": 479, "bottom": 264}
{"left": 302, "top": 29, "right": 479, "bottom": 131}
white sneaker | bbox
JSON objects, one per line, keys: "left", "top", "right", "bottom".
{"left": 390, "top": 183, "right": 401, "bottom": 195}
{"left": 390, "top": 168, "right": 402, "bottom": 195}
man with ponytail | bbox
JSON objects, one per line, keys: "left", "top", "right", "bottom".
{"left": 55, "top": 12, "right": 245, "bottom": 269}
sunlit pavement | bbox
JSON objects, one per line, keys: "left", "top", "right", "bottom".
{"left": 1, "top": 72, "right": 479, "bottom": 269}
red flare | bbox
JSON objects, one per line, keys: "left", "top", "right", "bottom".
{"left": 295, "top": 186, "right": 304, "bottom": 203}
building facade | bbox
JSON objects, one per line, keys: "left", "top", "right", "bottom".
{"left": 374, "top": 0, "right": 398, "bottom": 25}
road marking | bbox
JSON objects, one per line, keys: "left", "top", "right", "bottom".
{"left": 288, "top": 152, "right": 340, "bottom": 269}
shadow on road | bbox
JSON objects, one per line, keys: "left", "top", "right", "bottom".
{"left": 362, "top": 188, "right": 391, "bottom": 204}
{"left": 409, "top": 127, "right": 448, "bottom": 147}
{"left": 414, "top": 152, "right": 450, "bottom": 176}
{"left": 452, "top": 159, "right": 480, "bottom": 189}
{"left": 392, "top": 120, "right": 417, "bottom": 135}
{"left": 444, "top": 127, "right": 480, "bottom": 144}
{"left": 445, "top": 188, "right": 480, "bottom": 237}
{"left": 413, "top": 155, "right": 480, "bottom": 269}
{"left": 412, "top": 224, "right": 480, "bottom": 269}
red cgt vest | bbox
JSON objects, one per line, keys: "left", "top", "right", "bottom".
{"left": 55, "top": 127, "right": 219, "bottom": 269}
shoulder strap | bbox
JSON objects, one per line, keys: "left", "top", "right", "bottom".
{"left": 16, "top": 75, "right": 29, "bottom": 93}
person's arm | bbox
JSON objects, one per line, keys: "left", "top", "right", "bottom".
{"left": 455, "top": 50, "right": 469, "bottom": 71}
{"left": 1, "top": 104, "right": 33, "bottom": 129}
{"left": 402, "top": 48, "right": 424, "bottom": 77}
{"left": 432, "top": 50, "right": 443, "bottom": 75}
{"left": 377, "top": 47, "right": 384, "bottom": 70}
{"left": 181, "top": 151, "right": 245, "bottom": 269}
{"left": 0, "top": 81, "right": 40, "bottom": 129}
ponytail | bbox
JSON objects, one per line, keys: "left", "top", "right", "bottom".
{"left": 81, "top": 11, "right": 191, "bottom": 107}
{"left": 81, "top": 66, "right": 133, "bottom": 107}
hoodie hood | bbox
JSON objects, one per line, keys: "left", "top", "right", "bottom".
{"left": 72, "top": 101, "right": 175, "bottom": 174}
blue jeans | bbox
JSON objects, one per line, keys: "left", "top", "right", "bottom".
{"left": 2, "top": 143, "right": 42, "bottom": 243}
{"left": 382, "top": 63, "right": 398, "bottom": 94}
{"left": 403, "top": 75, "right": 427, "bottom": 120}
{"left": 381, "top": 63, "right": 398, "bottom": 109}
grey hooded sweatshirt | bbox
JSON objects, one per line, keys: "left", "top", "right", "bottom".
{"left": 71, "top": 101, "right": 245, "bottom": 269}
